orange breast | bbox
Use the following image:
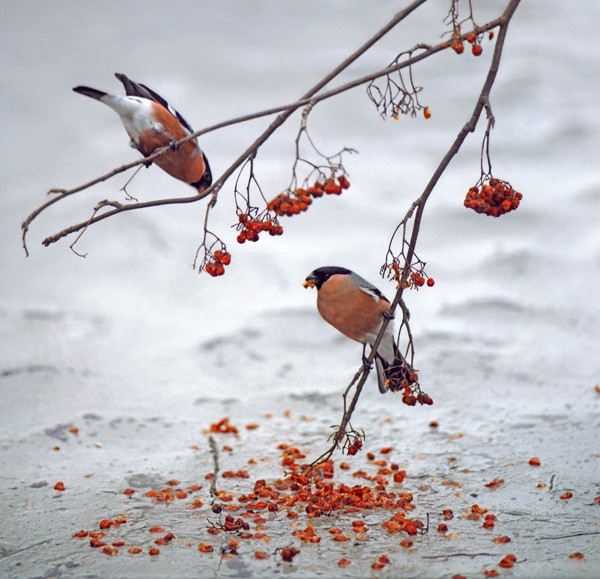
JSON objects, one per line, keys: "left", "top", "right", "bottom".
{"left": 316, "top": 274, "right": 390, "bottom": 343}
{"left": 136, "top": 103, "right": 206, "bottom": 185}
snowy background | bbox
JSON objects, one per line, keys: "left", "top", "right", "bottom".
{"left": 1, "top": 1, "right": 599, "bottom": 577}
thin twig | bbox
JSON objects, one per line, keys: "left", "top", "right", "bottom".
{"left": 208, "top": 435, "right": 219, "bottom": 502}
{"left": 422, "top": 552, "right": 499, "bottom": 560}
{"left": 537, "top": 531, "right": 600, "bottom": 541}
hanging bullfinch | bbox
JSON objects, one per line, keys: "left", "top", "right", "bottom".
{"left": 72, "top": 73, "right": 212, "bottom": 190}
{"left": 303, "top": 266, "right": 412, "bottom": 394}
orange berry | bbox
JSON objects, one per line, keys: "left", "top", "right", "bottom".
{"left": 489, "top": 31, "right": 495, "bottom": 40}
{"left": 452, "top": 40, "right": 464, "bottom": 54}
{"left": 498, "top": 556, "right": 515, "bottom": 568}
{"left": 423, "top": 107, "right": 431, "bottom": 119}
{"left": 338, "top": 175, "right": 350, "bottom": 189}
{"left": 472, "top": 44, "right": 483, "bottom": 56}
{"left": 198, "top": 542, "right": 213, "bottom": 553}
{"left": 280, "top": 547, "right": 299, "bottom": 562}
{"left": 237, "top": 232, "right": 246, "bottom": 244}
{"left": 220, "top": 252, "right": 231, "bottom": 265}
{"left": 466, "top": 32, "right": 476, "bottom": 44}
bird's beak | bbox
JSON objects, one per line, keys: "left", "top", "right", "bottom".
{"left": 303, "top": 279, "right": 316, "bottom": 289}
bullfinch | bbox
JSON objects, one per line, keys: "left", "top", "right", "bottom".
{"left": 73, "top": 73, "right": 212, "bottom": 190}
{"left": 303, "top": 266, "right": 411, "bottom": 393}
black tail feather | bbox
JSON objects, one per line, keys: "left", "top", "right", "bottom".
{"left": 73, "top": 86, "right": 106, "bottom": 101}
{"left": 375, "top": 346, "right": 413, "bottom": 394}
{"left": 114, "top": 72, "right": 194, "bottom": 134}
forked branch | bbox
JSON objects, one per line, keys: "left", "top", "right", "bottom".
{"left": 309, "top": 0, "right": 522, "bottom": 469}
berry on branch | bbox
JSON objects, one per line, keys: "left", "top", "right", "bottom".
{"left": 464, "top": 178, "right": 523, "bottom": 217}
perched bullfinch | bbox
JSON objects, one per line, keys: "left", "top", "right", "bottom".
{"left": 303, "top": 266, "right": 411, "bottom": 394}
{"left": 73, "top": 73, "right": 212, "bottom": 190}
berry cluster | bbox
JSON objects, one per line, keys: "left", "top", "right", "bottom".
{"left": 400, "top": 378, "right": 433, "bottom": 407}
{"left": 464, "top": 178, "right": 523, "bottom": 217}
{"left": 386, "top": 261, "right": 435, "bottom": 290}
{"left": 204, "top": 249, "right": 231, "bottom": 277}
{"left": 236, "top": 213, "right": 283, "bottom": 244}
{"left": 452, "top": 29, "right": 494, "bottom": 56}
{"left": 408, "top": 271, "right": 435, "bottom": 289}
{"left": 465, "top": 32, "right": 483, "bottom": 56}
{"left": 266, "top": 175, "right": 350, "bottom": 217}
{"left": 346, "top": 438, "right": 363, "bottom": 456}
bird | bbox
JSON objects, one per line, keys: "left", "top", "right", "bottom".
{"left": 303, "top": 266, "right": 412, "bottom": 393}
{"left": 72, "top": 73, "right": 212, "bottom": 191}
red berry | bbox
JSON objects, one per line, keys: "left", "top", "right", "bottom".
{"left": 237, "top": 232, "right": 246, "bottom": 244}
{"left": 452, "top": 40, "right": 464, "bottom": 54}
{"left": 466, "top": 32, "right": 476, "bottom": 44}
{"left": 338, "top": 175, "right": 350, "bottom": 189}
{"left": 220, "top": 252, "right": 231, "bottom": 266}
{"left": 472, "top": 44, "right": 483, "bottom": 56}
{"left": 426, "top": 278, "right": 435, "bottom": 287}
{"left": 324, "top": 181, "right": 342, "bottom": 195}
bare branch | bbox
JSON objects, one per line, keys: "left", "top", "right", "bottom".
{"left": 312, "top": 0, "right": 523, "bottom": 466}
{"left": 23, "top": 0, "right": 487, "bottom": 254}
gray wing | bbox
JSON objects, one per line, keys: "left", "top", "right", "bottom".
{"left": 349, "top": 272, "right": 390, "bottom": 303}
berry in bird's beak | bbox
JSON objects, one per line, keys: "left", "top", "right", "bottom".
{"left": 303, "top": 280, "right": 316, "bottom": 288}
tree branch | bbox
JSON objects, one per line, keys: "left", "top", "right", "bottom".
{"left": 312, "top": 0, "right": 522, "bottom": 465}
{"left": 25, "top": 0, "right": 505, "bottom": 254}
